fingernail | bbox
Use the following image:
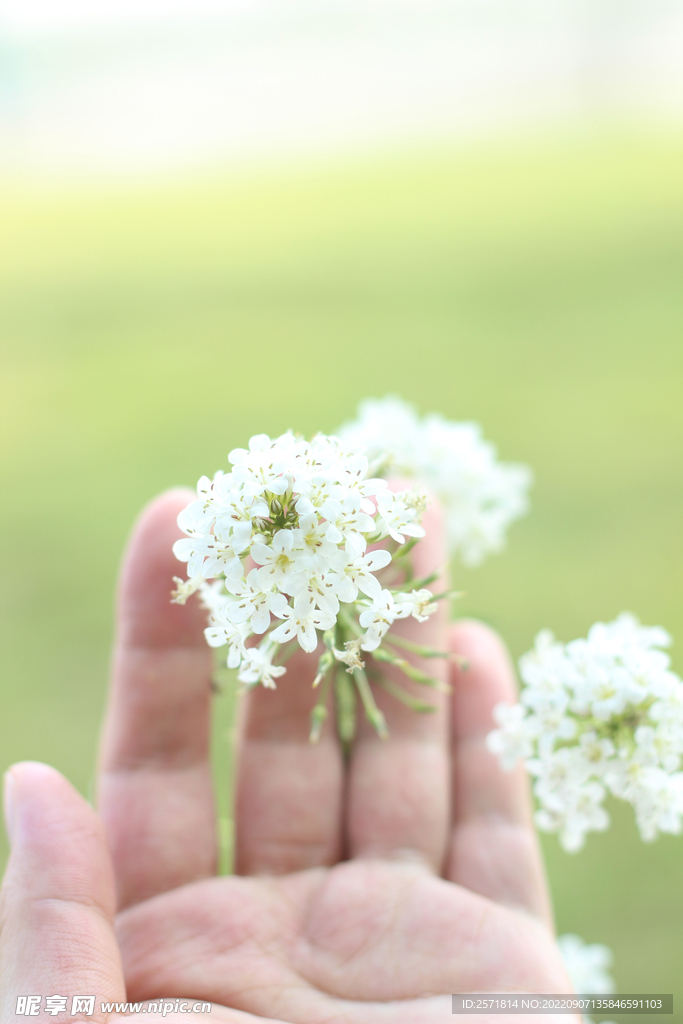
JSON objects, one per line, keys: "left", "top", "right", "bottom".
{"left": 3, "top": 770, "right": 15, "bottom": 845}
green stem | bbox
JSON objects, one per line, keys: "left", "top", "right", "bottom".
{"left": 312, "top": 648, "right": 335, "bottom": 687}
{"left": 310, "top": 672, "right": 332, "bottom": 743}
{"left": 375, "top": 676, "right": 436, "bottom": 713}
{"left": 353, "top": 666, "right": 388, "bottom": 739}
{"left": 335, "top": 669, "right": 357, "bottom": 751}
{"left": 384, "top": 634, "right": 450, "bottom": 659}
{"left": 272, "top": 639, "right": 299, "bottom": 666}
{"left": 392, "top": 536, "right": 420, "bottom": 573}
{"left": 387, "top": 570, "right": 439, "bottom": 593}
{"left": 428, "top": 588, "right": 464, "bottom": 602}
{"left": 397, "top": 660, "right": 450, "bottom": 692}
{"left": 338, "top": 606, "right": 363, "bottom": 638}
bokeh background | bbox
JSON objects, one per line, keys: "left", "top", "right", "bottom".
{"left": 1, "top": 1, "right": 682, "bottom": 1017}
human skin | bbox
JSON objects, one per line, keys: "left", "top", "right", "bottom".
{"left": 1, "top": 490, "right": 577, "bottom": 1024}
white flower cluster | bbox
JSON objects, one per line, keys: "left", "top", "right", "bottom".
{"left": 338, "top": 396, "right": 531, "bottom": 566}
{"left": 557, "top": 933, "right": 615, "bottom": 995}
{"left": 172, "top": 431, "right": 433, "bottom": 694}
{"left": 487, "top": 614, "right": 683, "bottom": 851}
{"left": 558, "top": 933, "right": 617, "bottom": 1024}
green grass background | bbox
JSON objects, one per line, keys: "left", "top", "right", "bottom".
{"left": 1, "top": 134, "right": 682, "bottom": 1016}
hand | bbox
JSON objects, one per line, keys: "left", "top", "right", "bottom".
{"left": 0, "top": 761, "right": 287, "bottom": 1023}
{"left": 94, "top": 491, "right": 575, "bottom": 1023}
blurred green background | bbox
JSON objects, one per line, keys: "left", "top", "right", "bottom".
{"left": 1, "top": 133, "right": 682, "bottom": 1015}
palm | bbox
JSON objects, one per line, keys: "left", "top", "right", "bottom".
{"left": 117, "top": 858, "right": 568, "bottom": 1023}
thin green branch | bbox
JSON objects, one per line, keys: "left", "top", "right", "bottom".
{"left": 371, "top": 644, "right": 450, "bottom": 692}
{"left": 335, "top": 668, "right": 357, "bottom": 750}
{"left": 310, "top": 672, "right": 332, "bottom": 743}
{"left": 375, "top": 677, "right": 437, "bottom": 713}
{"left": 338, "top": 606, "right": 363, "bottom": 638}
{"left": 352, "top": 666, "right": 388, "bottom": 739}
{"left": 384, "top": 634, "right": 450, "bottom": 659}
{"left": 386, "top": 570, "right": 439, "bottom": 593}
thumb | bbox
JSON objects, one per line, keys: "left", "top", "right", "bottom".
{"left": 0, "top": 762, "right": 126, "bottom": 1020}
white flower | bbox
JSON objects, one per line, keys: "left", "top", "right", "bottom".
{"left": 375, "top": 490, "right": 426, "bottom": 544}
{"left": 359, "top": 590, "right": 398, "bottom": 652}
{"left": 170, "top": 575, "right": 203, "bottom": 605}
{"left": 228, "top": 432, "right": 296, "bottom": 496}
{"left": 172, "top": 535, "right": 243, "bottom": 582}
{"left": 557, "top": 934, "right": 615, "bottom": 994}
{"left": 237, "top": 642, "right": 287, "bottom": 689}
{"left": 297, "top": 512, "right": 336, "bottom": 561}
{"left": 223, "top": 571, "right": 289, "bottom": 635}
{"left": 204, "top": 620, "right": 250, "bottom": 669}
{"left": 393, "top": 588, "right": 437, "bottom": 622}
{"left": 556, "top": 781, "right": 609, "bottom": 852}
{"left": 577, "top": 731, "right": 615, "bottom": 772}
{"left": 270, "top": 606, "right": 334, "bottom": 653}
{"left": 486, "top": 703, "right": 537, "bottom": 771}
{"left": 326, "top": 544, "right": 392, "bottom": 602}
{"left": 630, "top": 768, "right": 683, "bottom": 842}
{"left": 212, "top": 489, "right": 267, "bottom": 555}
{"left": 251, "top": 528, "right": 307, "bottom": 588}
{"left": 338, "top": 396, "right": 531, "bottom": 565}
{"left": 320, "top": 495, "right": 376, "bottom": 547}
{"left": 333, "top": 637, "right": 365, "bottom": 672}
{"left": 287, "top": 568, "right": 340, "bottom": 618}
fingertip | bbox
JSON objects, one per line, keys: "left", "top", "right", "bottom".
{"left": 125, "top": 487, "right": 197, "bottom": 561}
{"left": 141, "top": 486, "right": 197, "bottom": 517}
{"left": 5, "top": 759, "right": 98, "bottom": 839}
{"left": 3, "top": 762, "right": 60, "bottom": 845}
{"left": 0, "top": 763, "right": 125, "bottom": 1005}
{"left": 3, "top": 762, "right": 116, "bottom": 915}
{"left": 5, "top": 761, "right": 78, "bottom": 833}
{"left": 118, "top": 488, "right": 209, "bottom": 648}
{"left": 449, "top": 620, "right": 519, "bottom": 737}
{"left": 449, "top": 618, "right": 512, "bottom": 664}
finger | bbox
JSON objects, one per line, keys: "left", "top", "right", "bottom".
{"left": 445, "top": 620, "right": 553, "bottom": 923}
{"left": 99, "top": 489, "right": 216, "bottom": 909}
{"left": 234, "top": 647, "right": 345, "bottom": 875}
{"left": 346, "top": 497, "right": 451, "bottom": 871}
{"left": 0, "top": 762, "right": 125, "bottom": 1019}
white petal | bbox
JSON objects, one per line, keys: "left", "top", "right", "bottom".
{"left": 187, "top": 551, "right": 206, "bottom": 577}
{"left": 231, "top": 521, "right": 253, "bottom": 554}
{"left": 298, "top": 621, "right": 318, "bottom": 653}
{"left": 270, "top": 621, "right": 296, "bottom": 644}
{"left": 227, "top": 646, "right": 243, "bottom": 669}
{"left": 364, "top": 548, "right": 392, "bottom": 571}
{"left": 268, "top": 592, "right": 290, "bottom": 618}
{"left": 177, "top": 500, "right": 210, "bottom": 534}
{"left": 205, "top": 627, "right": 229, "bottom": 647}
{"left": 356, "top": 571, "right": 381, "bottom": 599}
{"left": 250, "top": 542, "right": 272, "bottom": 566}
{"left": 172, "top": 538, "right": 195, "bottom": 561}
{"left": 336, "top": 575, "right": 357, "bottom": 604}
{"left": 224, "top": 556, "right": 245, "bottom": 586}
{"left": 227, "top": 446, "right": 249, "bottom": 465}
{"left": 251, "top": 605, "right": 271, "bottom": 634}
{"left": 325, "top": 523, "right": 344, "bottom": 544}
